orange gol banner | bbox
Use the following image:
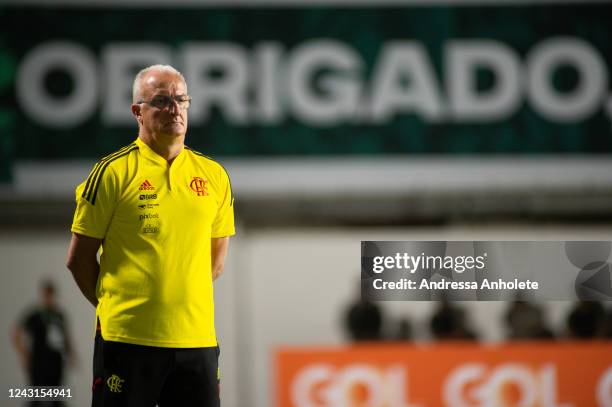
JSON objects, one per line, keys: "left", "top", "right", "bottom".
{"left": 275, "top": 342, "right": 612, "bottom": 407}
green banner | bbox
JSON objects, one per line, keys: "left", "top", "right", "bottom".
{"left": 1, "top": 4, "right": 612, "bottom": 171}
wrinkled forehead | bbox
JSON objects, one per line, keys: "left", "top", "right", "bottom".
{"left": 141, "top": 72, "right": 187, "bottom": 96}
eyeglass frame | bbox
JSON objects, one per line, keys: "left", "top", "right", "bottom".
{"left": 137, "top": 94, "right": 192, "bottom": 110}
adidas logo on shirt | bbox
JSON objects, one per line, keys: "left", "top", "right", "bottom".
{"left": 139, "top": 180, "right": 155, "bottom": 191}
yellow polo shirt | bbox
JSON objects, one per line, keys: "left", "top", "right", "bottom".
{"left": 71, "top": 137, "right": 235, "bottom": 347}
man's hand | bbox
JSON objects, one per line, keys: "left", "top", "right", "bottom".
{"left": 11, "top": 325, "right": 30, "bottom": 372}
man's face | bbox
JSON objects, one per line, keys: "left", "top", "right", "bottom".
{"left": 42, "top": 287, "right": 56, "bottom": 308}
{"left": 133, "top": 71, "right": 189, "bottom": 139}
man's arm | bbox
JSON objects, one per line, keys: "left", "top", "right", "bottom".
{"left": 66, "top": 233, "right": 102, "bottom": 307}
{"left": 11, "top": 324, "right": 30, "bottom": 371}
{"left": 63, "top": 319, "right": 79, "bottom": 369}
{"left": 211, "top": 237, "right": 230, "bottom": 281}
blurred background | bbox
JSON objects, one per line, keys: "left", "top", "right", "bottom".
{"left": 1, "top": 0, "right": 612, "bottom": 406}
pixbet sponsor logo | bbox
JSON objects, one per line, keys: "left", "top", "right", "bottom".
{"left": 139, "top": 213, "right": 159, "bottom": 221}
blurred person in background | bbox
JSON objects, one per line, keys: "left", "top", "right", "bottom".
{"left": 505, "top": 295, "right": 555, "bottom": 340}
{"left": 567, "top": 301, "right": 606, "bottom": 339}
{"left": 601, "top": 309, "right": 612, "bottom": 339}
{"left": 12, "top": 279, "right": 76, "bottom": 406}
{"left": 344, "top": 297, "right": 384, "bottom": 341}
{"left": 66, "top": 64, "right": 235, "bottom": 407}
{"left": 394, "top": 317, "right": 413, "bottom": 341}
{"left": 430, "top": 298, "right": 477, "bottom": 341}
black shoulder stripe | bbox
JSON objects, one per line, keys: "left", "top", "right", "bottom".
{"left": 82, "top": 143, "right": 136, "bottom": 202}
{"left": 88, "top": 145, "right": 139, "bottom": 205}
{"left": 222, "top": 165, "right": 234, "bottom": 207}
{"left": 83, "top": 144, "right": 138, "bottom": 205}
{"left": 185, "top": 147, "right": 234, "bottom": 206}
{"left": 82, "top": 143, "right": 135, "bottom": 201}
{"left": 81, "top": 162, "right": 102, "bottom": 201}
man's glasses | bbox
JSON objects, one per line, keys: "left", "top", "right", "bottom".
{"left": 138, "top": 95, "right": 192, "bottom": 110}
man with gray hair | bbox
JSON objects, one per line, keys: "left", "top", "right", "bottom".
{"left": 67, "top": 64, "right": 235, "bottom": 406}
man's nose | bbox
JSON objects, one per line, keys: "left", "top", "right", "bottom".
{"left": 168, "top": 98, "right": 181, "bottom": 114}
{"left": 168, "top": 98, "right": 181, "bottom": 112}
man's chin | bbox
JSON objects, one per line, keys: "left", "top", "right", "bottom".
{"left": 159, "top": 125, "right": 186, "bottom": 138}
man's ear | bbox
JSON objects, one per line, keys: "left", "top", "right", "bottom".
{"left": 131, "top": 104, "right": 142, "bottom": 125}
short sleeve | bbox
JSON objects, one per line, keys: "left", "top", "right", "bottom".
{"left": 71, "top": 163, "right": 119, "bottom": 239}
{"left": 211, "top": 165, "right": 235, "bottom": 238}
